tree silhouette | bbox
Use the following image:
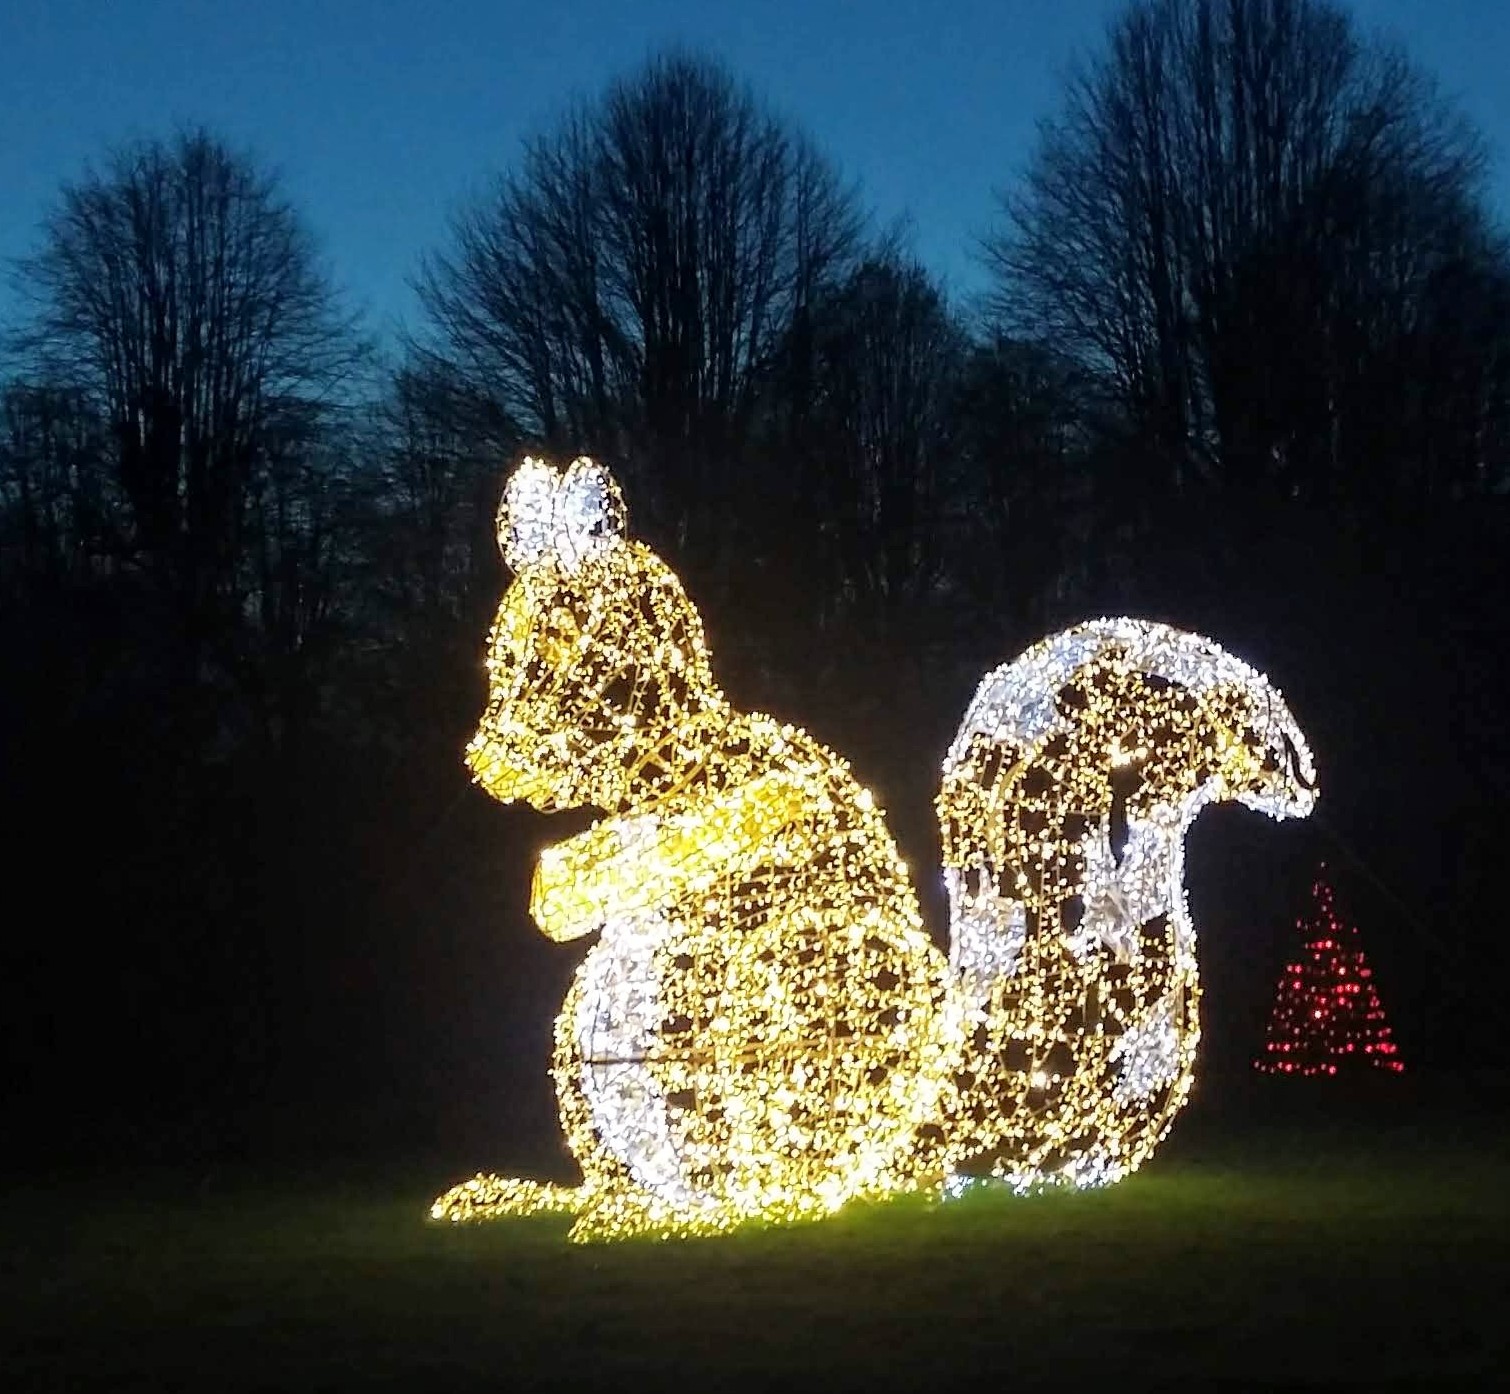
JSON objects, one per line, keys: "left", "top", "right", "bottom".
{"left": 415, "top": 52, "right": 862, "bottom": 572}
{"left": 792, "top": 255, "right": 965, "bottom": 629}
{"left": 987, "top": 0, "right": 1508, "bottom": 509}
{"left": 11, "top": 128, "right": 367, "bottom": 744}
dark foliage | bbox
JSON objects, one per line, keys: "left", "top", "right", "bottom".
{"left": 1, "top": 22, "right": 1507, "bottom": 1173}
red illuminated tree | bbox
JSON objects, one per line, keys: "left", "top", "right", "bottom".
{"left": 1253, "top": 869, "right": 1405, "bottom": 1077}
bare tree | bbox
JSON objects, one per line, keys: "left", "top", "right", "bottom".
{"left": 0, "top": 382, "right": 113, "bottom": 590}
{"left": 13, "top": 128, "right": 366, "bottom": 696}
{"left": 415, "top": 110, "right": 618, "bottom": 453}
{"left": 375, "top": 360, "right": 514, "bottom": 622}
{"left": 987, "top": 0, "right": 1506, "bottom": 509}
{"left": 416, "top": 52, "right": 862, "bottom": 566}
{"left": 795, "top": 257, "right": 966, "bottom": 627}
{"left": 949, "top": 336, "right": 1096, "bottom": 618}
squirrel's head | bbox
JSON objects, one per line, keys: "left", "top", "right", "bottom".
{"left": 465, "top": 456, "right": 724, "bottom": 814}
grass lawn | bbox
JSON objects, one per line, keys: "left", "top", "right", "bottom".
{"left": 6, "top": 1094, "right": 1508, "bottom": 1391}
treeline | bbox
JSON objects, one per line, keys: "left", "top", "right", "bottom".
{"left": 3, "top": 0, "right": 1508, "bottom": 1167}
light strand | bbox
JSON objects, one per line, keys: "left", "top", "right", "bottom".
{"left": 432, "top": 457, "right": 1319, "bottom": 1238}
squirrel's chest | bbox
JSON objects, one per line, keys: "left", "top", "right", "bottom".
{"left": 571, "top": 904, "right": 792, "bottom": 1061}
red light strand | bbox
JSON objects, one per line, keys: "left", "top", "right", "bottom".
{"left": 1252, "top": 872, "right": 1405, "bottom": 1077}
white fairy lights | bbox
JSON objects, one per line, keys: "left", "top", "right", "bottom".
{"left": 431, "top": 458, "right": 1318, "bottom": 1239}
{"left": 937, "top": 618, "right": 1317, "bottom": 1188}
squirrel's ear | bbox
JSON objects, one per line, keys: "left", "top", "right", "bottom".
{"left": 497, "top": 456, "right": 562, "bottom": 571}
{"left": 555, "top": 457, "right": 627, "bottom": 570}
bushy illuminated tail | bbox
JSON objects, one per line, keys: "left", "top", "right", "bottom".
{"left": 934, "top": 619, "right": 1317, "bottom": 1186}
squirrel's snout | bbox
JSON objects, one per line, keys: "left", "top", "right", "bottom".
{"left": 465, "top": 732, "right": 555, "bottom": 806}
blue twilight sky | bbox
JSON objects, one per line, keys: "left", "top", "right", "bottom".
{"left": 2, "top": 0, "right": 1508, "bottom": 345}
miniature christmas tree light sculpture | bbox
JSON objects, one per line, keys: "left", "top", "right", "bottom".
{"left": 1253, "top": 869, "right": 1404, "bottom": 1077}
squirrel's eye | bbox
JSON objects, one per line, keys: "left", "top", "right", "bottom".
{"left": 601, "top": 675, "right": 633, "bottom": 709}
{"left": 536, "top": 606, "right": 582, "bottom": 664}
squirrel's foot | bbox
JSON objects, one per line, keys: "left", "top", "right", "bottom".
{"left": 429, "top": 1174, "right": 585, "bottom": 1223}
{"left": 566, "top": 1188, "right": 739, "bottom": 1242}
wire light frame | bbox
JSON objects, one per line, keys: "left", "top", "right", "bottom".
{"left": 1253, "top": 870, "right": 1404, "bottom": 1076}
{"left": 937, "top": 622, "right": 1318, "bottom": 1191}
{"left": 432, "top": 456, "right": 1319, "bottom": 1239}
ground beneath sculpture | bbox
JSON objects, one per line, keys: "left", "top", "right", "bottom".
{"left": 9, "top": 1091, "right": 1505, "bottom": 1391}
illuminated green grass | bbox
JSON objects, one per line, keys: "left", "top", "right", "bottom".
{"left": 6, "top": 1116, "right": 1506, "bottom": 1391}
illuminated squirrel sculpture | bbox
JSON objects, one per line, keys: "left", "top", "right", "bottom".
{"left": 432, "top": 456, "right": 1317, "bottom": 1239}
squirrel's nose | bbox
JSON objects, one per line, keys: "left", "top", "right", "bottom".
{"left": 465, "top": 740, "right": 553, "bottom": 805}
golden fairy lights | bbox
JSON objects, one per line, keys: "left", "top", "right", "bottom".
{"left": 937, "top": 621, "right": 1317, "bottom": 1191}
{"left": 431, "top": 457, "right": 1318, "bottom": 1239}
{"left": 436, "top": 456, "right": 955, "bottom": 1240}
